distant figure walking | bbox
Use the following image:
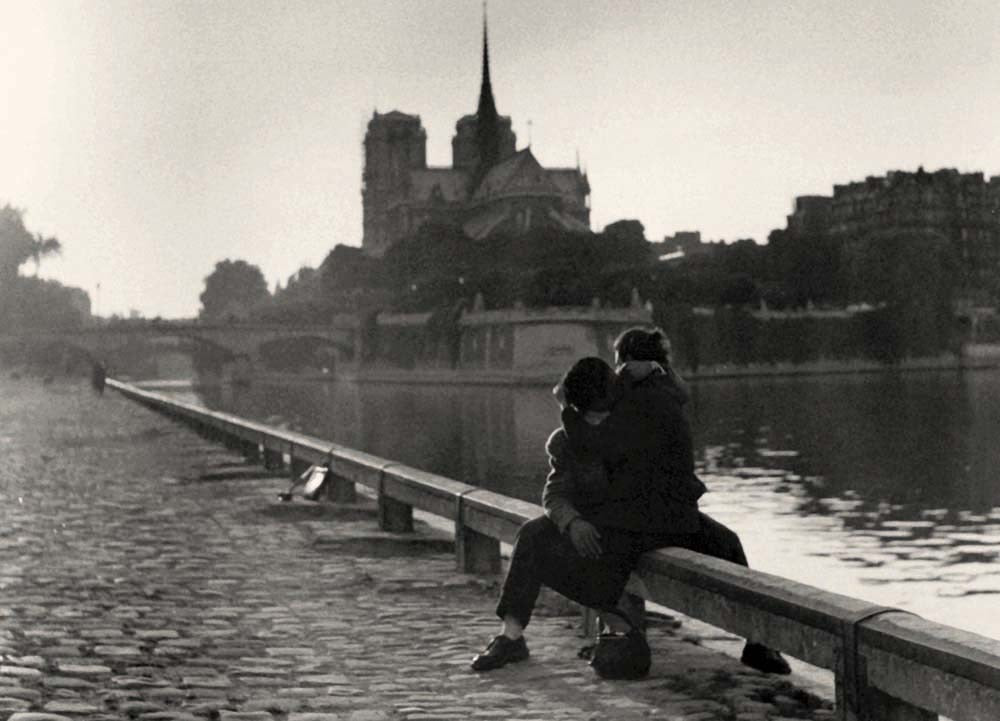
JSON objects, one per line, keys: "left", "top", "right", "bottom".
{"left": 91, "top": 360, "right": 107, "bottom": 395}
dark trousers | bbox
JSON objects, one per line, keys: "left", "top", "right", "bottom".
{"left": 495, "top": 512, "right": 748, "bottom": 628}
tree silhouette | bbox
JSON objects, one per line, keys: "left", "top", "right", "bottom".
{"left": 29, "top": 235, "right": 62, "bottom": 275}
{"left": 0, "top": 204, "right": 61, "bottom": 282}
{"left": 198, "top": 259, "right": 270, "bottom": 321}
{"left": 846, "top": 229, "right": 957, "bottom": 359}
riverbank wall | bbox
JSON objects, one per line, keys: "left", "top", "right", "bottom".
{"left": 2, "top": 375, "right": 853, "bottom": 719}
{"left": 338, "top": 303, "right": 996, "bottom": 386}
{"left": 338, "top": 304, "right": 654, "bottom": 385}
{"left": 103, "top": 377, "right": 1000, "bottom": 721}
{"left": 4, "top": 303, "right": 997, "bottom": 387}
{"left": 0, "top": 375, "right": 833, "bottom": 721}
{"left": 251, "top": 303, "right": 994, "bottom": 386}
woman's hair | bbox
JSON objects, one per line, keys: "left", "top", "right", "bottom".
{"left": 561, "top": 356, "right": 613, "bottom": 411}
{"left": 613, "top": 326, "right": 669, "bottom": 364}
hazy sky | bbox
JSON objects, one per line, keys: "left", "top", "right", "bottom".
{"left": 2, "top": 0, "right": 999, "bottom": 318}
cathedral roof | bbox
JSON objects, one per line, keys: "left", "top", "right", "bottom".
{"left": 463, "top": 205, "right": 511, "bottom": 239}
{"left": 472, "top": 148, "right": 561, "bottom": 201}
{"left": 410, "top": 168, "right": 470, "bottom": 203}
{"left": 462, "top": 201, "right": 591, "bottom": 239}
{"left": 547, "top": 206, "right": 591, "bottom": 232}
{"left": 547, "top": 168, "right": 591, "bottom": 198}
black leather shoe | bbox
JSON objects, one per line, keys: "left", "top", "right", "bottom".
{"left": 741, "top": 642, "right": 791, "bottom": 674}
{"left": 471, "top": 634, "right": 529, "bottom": 671}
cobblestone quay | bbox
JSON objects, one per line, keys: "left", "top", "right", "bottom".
{"left": 0, "top": 377, "right": 835, "bottom": 721}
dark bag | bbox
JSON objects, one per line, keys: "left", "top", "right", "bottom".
{"left": 589, "top": 609, "right": 651, "bottom": 680}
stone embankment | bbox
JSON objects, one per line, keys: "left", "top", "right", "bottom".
{"left": 0, "top": 376, "right": 834, "bottom": 720}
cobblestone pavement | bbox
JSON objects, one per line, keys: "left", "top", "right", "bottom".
{"left": 0, "top": 377, "right": 836, "bottom": 721}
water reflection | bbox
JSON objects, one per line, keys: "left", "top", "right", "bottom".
{"left": 693, "top": 372, "right": 999, "bottom": 509}
{"left": 184, "top": 369, "right": 1000, "bottom": 639}
{"left": 685, "top": 371, "right": 1000, "bottom": 637}
{"left": 193, "top": 381, "right": 557, "bottom": 499}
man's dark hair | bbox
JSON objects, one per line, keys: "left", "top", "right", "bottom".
{"left": 561, "top": 356, "right": 613, "bottom": 411}
{"left": 614, "top": 326, "right": 668, "bottom": 363}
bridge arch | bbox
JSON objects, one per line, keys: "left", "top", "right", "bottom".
{"left": 1, "top": 322, "right": 360, "bottom": 380}
{"left": 143, "top": 333, "right": 241, "bottom": 362}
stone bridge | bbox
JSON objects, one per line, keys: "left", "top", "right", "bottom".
{"left": 0, "top": 320, "right": 361, "bottom": 377}
{"left": 1, "top": 305, "right": 657, "bottom": 383}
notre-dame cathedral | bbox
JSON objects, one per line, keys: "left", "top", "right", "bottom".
{"left": 361, "top": 17, "right": 591, "bottom": 257}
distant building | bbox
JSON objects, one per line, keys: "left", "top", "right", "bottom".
{"left": 784, "top": 196, "right": 831, "bottom": 236}
{"left": 785, "top": 168, "right": 1000, "bottom": 304}
{"left": 665, "top": 231, "right": 708, "bottom": 256}
{"left": 361, "top": 15, "right": 591, "bottom": 257}
{"left": 650, "top": 230, "right": 717, "bottom": 261}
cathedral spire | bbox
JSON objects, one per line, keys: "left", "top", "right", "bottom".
{"left": 477, "top": 4, "right": 498, "bottom": 120}
{"left": 475, "top": 2, "right": 501, "bottom": 176}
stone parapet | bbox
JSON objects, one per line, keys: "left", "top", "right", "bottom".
{"left": 105, "top": 377, "right": 1000, "bottom": 721}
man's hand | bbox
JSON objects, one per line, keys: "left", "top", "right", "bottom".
{"left": 567, "top": 518, "right": 602, "bottom": 559}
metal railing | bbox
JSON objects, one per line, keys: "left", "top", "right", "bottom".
{"left": 108, "top": 378, "right": 1000, "bottom": 721}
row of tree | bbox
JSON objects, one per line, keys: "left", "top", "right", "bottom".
{"left": 0, "top": 204, "right": 90, "bottom": 331}
{"left": 198, "top": 222, "right": 650, "bottom": 322}
{"left": 2, "top": 193, "right": 958, "bottom": 368}
{"left": 198, "top": 218, "right": 960, "bottom": 361}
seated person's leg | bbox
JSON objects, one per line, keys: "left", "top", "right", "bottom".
{"left": 599, "top": 580, "right": 648, "bottom": 636}
{"left": 493, "top": 515, "right": 562, "bottom": 635}
{"left": 689, "top": 512, "right": 749, "bottom": 567}
{"left": 474, "top": 516, "right": 557, "bottom": 671}
{"left": 475, "top": 518, "right": 634, "bottom": 671}
{"left": 641, "top": 516, "right": 791, "bottom": 674}
{"left": 541, "top": 524, "right": 634, "bottom": 616}
{"left": 500, "top": 518, "right": 634, "bottom": 622}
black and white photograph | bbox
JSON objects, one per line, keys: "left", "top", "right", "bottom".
{"left": 1, "top": 1, "right": 999, "bottom": 719}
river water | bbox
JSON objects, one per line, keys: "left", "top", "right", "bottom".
{"left": 175, "top": 369, "right": 1000, "bottom": 641}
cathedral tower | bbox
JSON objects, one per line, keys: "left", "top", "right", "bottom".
{"left": 362, "top": 111, "right": 427, "bottom": 256}
{"left": 359, "top": 9, "right": 589, "bottom": 256}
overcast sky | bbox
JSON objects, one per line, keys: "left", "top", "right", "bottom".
{"left": 2, "top": 0, "right": 999, "bottom": 318}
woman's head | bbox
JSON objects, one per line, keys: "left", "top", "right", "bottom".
{"left": 560, "top": 356, "right": 616, "bottom": 412}
{"left": 613, "top": 326, "right": 670, "bottom": 365}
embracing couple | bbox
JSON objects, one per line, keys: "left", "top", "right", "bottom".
{"left": 471, "top": 326, "right": 790, "bottom": 677}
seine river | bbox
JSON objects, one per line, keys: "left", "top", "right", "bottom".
{"left": 177, "top": 369, "right": 1000, "bottom": 641}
